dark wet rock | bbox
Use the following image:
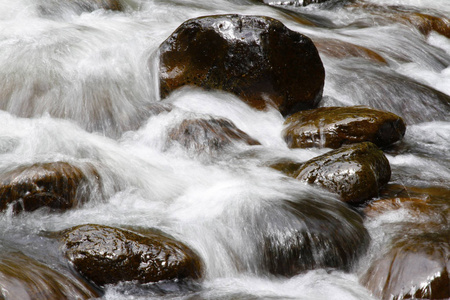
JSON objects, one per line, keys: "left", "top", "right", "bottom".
{"left": 360, "top": 228, "right": 450, "bottom": 300}
{"left": 269, "top": 158, "right": 304, "bottom": 177}
{"left": 61, "top": 224, "right": 204, "bottom": 286}
{"left": 0, "top": 162, "right": 101, "bottom": 213}
{"left": 313, "top": 38, "right": 387, "bottom": 64}
{"left": 283, "top": 106, "right": 406, "bottom": 149}
{"left": 167, "top": 117, "right": 260, "bottom": 154}
{"left": 261, "top": 196, "right": 370, "bottom": 276}
{"left": 0, "top": 251, "right": 100, "bottom": 300}
{"left": 158, "top": 14, "right": 325, "bottom": 116}
{"left": 286, "top": 142, "right": 391, "bottom": 204}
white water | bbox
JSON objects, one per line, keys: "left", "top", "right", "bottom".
{"left": 0, "top": 0, "right": 449, "bottom": 299}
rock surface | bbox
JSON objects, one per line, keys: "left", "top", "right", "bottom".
{"left": 360, "top": 228, "right": 450, "bottom": 300}
{"left": 167, "top": 117, "right": 260, "bottom": 154}
{"left": 158, "top": 14, "right": 325, "bottom": 116}
{"left": 261, "top": 197, "right": 370, "bottom": 276}
{"left": 283, "top": 106, "right": 406, "bottom": 149}
{"left": 61, "top": 224, "right": 203, "bottom": 286}
{"left": 287, "top": 142, "right": 391, "bottom": 204}
{"left": 0, "top": 251, "right": 100, "bottom": 300}
{"left": 0, "top": 162, "right": 100, "bottom": 213}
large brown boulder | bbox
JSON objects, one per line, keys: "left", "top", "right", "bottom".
{"left": 60, "top": 224, "right": 204, "bottom": 286}
{"left": 167, "top": 117, "right": 260, "bottom": 154}
{"left": 0, "top": 251, "right": 100, "bottom": 299}
{"left": 283, "top": 142, "right": 391, "bottom": 204}
{"left": 283, "top": 106, "right": 406, "bottom": 149}
{"left": 0, "top": 162, "right": 101, "bottom": 213}
{"left": 360, "top": 228, "right": 450, "bottom": 300}
{"left": 158, "top": 14, "right": 325, "bottom": 116}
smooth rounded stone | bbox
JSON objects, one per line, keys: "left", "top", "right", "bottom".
{"left": 283, "top": 106, "right": 406, "bottom": 149}
{"left": 158, "top": 14, "right": 325, "bottom": 117}
{"left": 261, "top": 197, "right": 370, "bottom": 276}
{"left": 167, "top": 118, "right": 260, "bottom": 154}
{"left": 0, "top": 251, "right": 100, "bottom": 300}
{"left": 313, "top": 38, "right": 387, "bottom": 64}
{"left": 61, "top": 224, "right": 204, "bottom": 286}
{"left": 291, "top": 142, "right": 391, "bottom": 204}
{"left": 360, "top": 228, "right": 450, "bottom": 300}
{"left": 0, "top": 162, "right": 101, "bottom": 213}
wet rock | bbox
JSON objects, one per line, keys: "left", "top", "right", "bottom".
{"left": 262, "top": 196, "right": 370, "bottom": 276}
{"left": 269, "top": 158, "right": 304, "bottom": 177}
{"left": 158, "top": 14, "right": 325, "bottom": 116}
{"left": 61, "top": 224, "right": 204, "bottom": 286}
{"left": 360, "top": 228, "right": 450, "bottom": 300}
{"left": 0, "top": 162, "right": 101, "bottom": 213}
{"left": 167, "top": 117, "right": 260, "bottom": 154}
{"left": 259, "top": 0, "right": 329, "bottom": 6}
{"left": 313, "top": 38, "right": 387, "bottom": 64}
{"left": 289, "top": 142, "right": 391, "bottom": 204}
{"left": 283, "top": 106, "right": 406, "bottom": 149}
{"left": 38, "top": 0, "right": 123, "bottom": 15}
{"left": 0, "top": 251, "right": 100, "bottom": 300}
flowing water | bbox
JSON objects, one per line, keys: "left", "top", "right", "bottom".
{"left": 0, "top": 0, "right": 449, "bottom": 299}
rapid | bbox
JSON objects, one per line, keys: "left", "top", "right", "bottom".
{"left": 0, "top": 0, "right": 449, "bottom": 299}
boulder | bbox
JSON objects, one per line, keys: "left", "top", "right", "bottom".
{"left": 0, "top": 162, "right": 100, "bottom": 213}
{"left": 0, "top": 251, "right": 100, "bottom": 299}
{"left": 289, "top": 142, "right": 391, "bottom": 204}
{"left": 167, "top": 117, "right": 260, "bottom": 154}
{"left": 61, "top": 224, "right": 203, "bottom": 286}
{"left": 283, "top": 106, "right": 406, "bottom": 149}
{"left": 262, "top": 197, "right": 370, "bottom": 276}
{"left": 360, "top": 228, "right": 450, "bottom": 300}
{"left": 158, "top": 14, "right": 325, "bottom": 116}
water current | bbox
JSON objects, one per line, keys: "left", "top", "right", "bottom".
{"left": 0, "top": 0, "right": 449, "bottom": 299}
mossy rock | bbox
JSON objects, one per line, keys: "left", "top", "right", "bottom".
{"left": 0, "top": 162, "right": 101, "bottom": 213}
{"left": 158, "top": 14, "right": 324, "bottom": 116}
{"left": 283, "top": 106, "right": 406, "bottom": 149}
{"left": 60, "top": 224, "right": 204, "bottom": 286}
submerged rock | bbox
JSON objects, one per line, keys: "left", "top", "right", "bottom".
{"left": 0, "top": 251, "right": 100, "bottom": 300}
{"left": 38, "top": 0, "right": 123, "bottom": 15}
{"left": 167, "top": 117, "right": 260, "bottom": 154}
{"left": 313, "top": 38, "right": 387, "bottom": 64}
{"left": 283, "top": 106, "right": 406, "bottom": 149}
{"left": 61, "top": 224, "right": 203, "bottom": 286}
{"left": 281, "top": 142, "right": 391, "bottom": 204}
{"left": 158, "top": 14, "right": 325, "bottom": 116}
{"left": 259, "top": 0, "right": 329, "bottom": 6}
{"left": 360, "top": 228, "right": 450, "bottom": 300}
{"left": 0, "top": 162, "right": 101, "bottom": 213}
{"left": 261, "top": 196, "right": 370, "bottom": 276}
